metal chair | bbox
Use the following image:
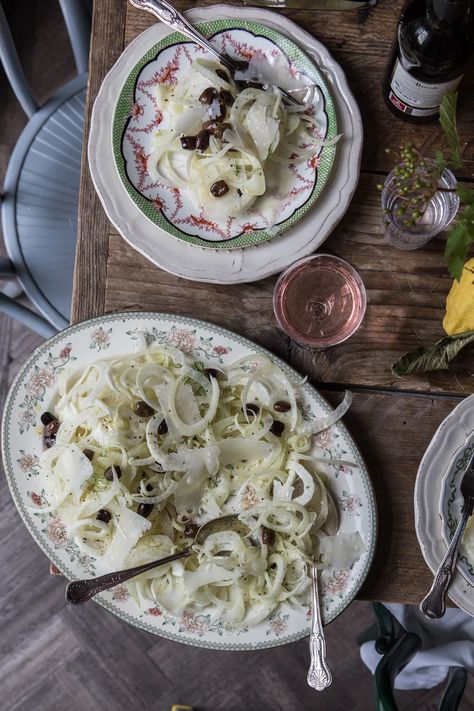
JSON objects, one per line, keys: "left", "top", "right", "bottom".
{"left": 0, "top": 0, "right": 91, "bottom": 338}
{"left": 359, "top": 602, "right": 468, "bottom": 711}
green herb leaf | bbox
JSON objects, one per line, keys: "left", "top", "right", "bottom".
{"left": 434, "top": 149, "right": 447, "bottom": 174}
{"left": 457, "top": 186, "right": 474, "bottom": 204}
{"left": 445, "top": 204, "right": 474, "bottom": 280}
{"left": 439, "top": 92, "right": 462, "bottom": 169}
{"left": 392, "top": 330, "right": 474, "bottom": 376}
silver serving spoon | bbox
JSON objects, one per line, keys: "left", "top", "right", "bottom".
{"left": 420, "top": 453, "right": 474, "bottom": 620}
{"left": 128, "top": 0, "right": 303, "bottom": 106}
{"left": 65, "top": 514, "right": 250, "bottom": 604}
{"left": 307, "top": 490, "right": 339, "bottom": 691}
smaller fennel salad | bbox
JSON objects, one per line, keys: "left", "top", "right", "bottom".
{"left": 148, "top": 57, "right": 340, "bottom": 223}
{"left": 37, "top": 344, "right": 363, "bottom": 627}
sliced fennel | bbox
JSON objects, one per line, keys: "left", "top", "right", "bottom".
{"left": 40, "top": 344, "right": 361, "bottom": 626}
{"left": 148, "top": 58, "right": 338, "bottom": 222}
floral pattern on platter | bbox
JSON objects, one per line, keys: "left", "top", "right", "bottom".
{"left": 266, "top": 611, "right": 289, "bottom": 637}
{"left": 320, "top": 570, "right": 351, "bottom": 611}
{"left": 144, "top": 607, "right": 250, "bottom": 637}
{"left": 338, "top": 490, "right": 362, "bottom": 516}
{"left": 18, "top": 343, "right": 76, "bottom": 433}
{"left": 2, "top": 312, "right": 376, "bottom": 650}
{"left": 126, "top": 325, "right": 231, "bottom": 362}
{"left": 117, "top": 23, "right": 336, "bottom": 248}
{"left": 17, "top": 450, "right": 40, "bottom": 477}
{"left": 28, "top": 490, "right": 96, "bottom": 576}
{"left": 89, "top": 326, "right": 112, "bottom": 351}
{"left": 112, "top": 585, "right": 131, "bottom": 603}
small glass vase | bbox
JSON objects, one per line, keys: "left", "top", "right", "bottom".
{"left": 381, "top": 164, "right": 459, "bottom": 251}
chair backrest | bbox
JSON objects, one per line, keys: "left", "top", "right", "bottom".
{"left": 0, "top": 0, "right": 90, "bottom": 117}
{"left": 0, "top": 0, "right": 91, "bottom": 337}
{"left": 369, "top": 603, "right": 468, "bottom": 711}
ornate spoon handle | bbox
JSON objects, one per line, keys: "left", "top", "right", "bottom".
{"left": 307, "top": 559, "right": 332, "bottom": 690}
{"left": 66, "top": 549, "right": 191, "bottom": 604}
{"left": 420, "top": 503, "right": 473, "bottom": 619}
{"left": 129, "top": 0, "right": 236, "bottom": 71}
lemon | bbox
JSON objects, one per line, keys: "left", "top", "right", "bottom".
{"left": 443, "top": 257, "right": 474, "bottom": 335}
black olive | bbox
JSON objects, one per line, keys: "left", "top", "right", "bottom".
{"left": 242, "top": 403, "right": 259, "bottom": 416}
{"left": 199, "top": 87, "right": 217, "bottom": 104}
{"left": 216, "top": 68, "right": 229, "bottom": 82}
{"left": 83, "top": 449, "right": 95, "bottom": 461}
{"left": 214, "top": 122, "right": 231, "bottom": 140}
{"left": 292, "top": 479, "right": 304, "bottom": 499}
{"left": 137, "top": 503, "right": 154, "bottom": 518}
{"left": 213, "top": 97, "right": 227, "bottom": 122}
{"left": 262, "top": 526, "right": 275, "bottom": 546}
{"left": 96, "top": 509, "right": 111, "bottom": 523}
{"left": 274, "top": 401, "right": 291, "bottom": 413}
{"left": 40, "top": 411, "right": 56, "bottom": 426}
{"left": 210, "top": 180, "right": 229, "bottom": 198}
{"left": 195, "top": 129, "right": 210, "bottom": 151}
{"left": 104, "top": 465, "right": 122, "bottom": 481}
{"left": 270, "top": 420, "right": 285, "bottom": 437}
{"left": 184, "top": 521, "right": 199, "bottom": 538}
{"left": 145, "top": 483, "right": 154, "bottom": 492}
{"left": 180, "top": 135, "right": 197, "bottom": 150}
{"left": 219, "top": 89, "right": 234, "bottom": 106}
{"left": 205, "top": 368, "right": 218, "bottom": 379}
{"left": 45, "top": 418, "right": 60, "bottom": 436}
{"left": 134, "top": 400, "right": 155, "bottom": 417}
{"left": 158, "top": 419, "right": 168, "bottom": 435}
{"left": 202, "top": 121, "right": 231, "bottom": 141}
{"left": 44, "top": 434, "right": 56, "bottom": 449}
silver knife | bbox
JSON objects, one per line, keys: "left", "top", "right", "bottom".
{"left": 241, "top": 0, "right": 376, "bottom": 9}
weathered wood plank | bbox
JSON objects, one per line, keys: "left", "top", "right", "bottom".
{"left": 71, "top": 0, "right": 128, "bottom": 324}
{"left": 104, "top": 173, "right": 473, "bottom": 394}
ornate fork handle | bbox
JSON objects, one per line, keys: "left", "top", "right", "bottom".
{"left": 307, "top": 559, "right": 332, "bottom": 690}
{"left": 66, "top": 549, "right": 191, "bottom": 604}
{"left": 129, "top": 0, "right": 236, "bottom": 71}
{"left": 420, "top": 502, "right": 473, "bottom": 619}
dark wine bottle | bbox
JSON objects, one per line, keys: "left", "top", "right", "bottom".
{"left": 384, "top": 0, "right": 473, "bottom": 123}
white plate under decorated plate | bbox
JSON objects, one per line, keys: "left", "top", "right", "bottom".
{"left": 89, "top": 6, "right": 362, "bottom": 283}
{"left": 2, "top": 313, "right": 376, "bottom": 649}
{"left": 114, "top": 20, "right": 337, "bottom": 249}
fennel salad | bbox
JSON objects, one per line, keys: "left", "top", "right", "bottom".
{"left": 38, "top": 345, "right": 363, "bottom": 626}
{"left": 148, "top": 58, "right": 340, "bottom": 223}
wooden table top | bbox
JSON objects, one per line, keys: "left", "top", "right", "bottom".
{"left": 72, "top": 0, "right": 474, "bottom": 606}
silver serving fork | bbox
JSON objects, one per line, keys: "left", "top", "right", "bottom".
{"left": 421, "top": 450, "right": 474, "bottom": 620}
{"left": 129, "top": 0, "right": 304, "bottom": 106}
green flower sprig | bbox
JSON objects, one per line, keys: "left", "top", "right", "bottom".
{"left": 382, "top": 92, "right": 474, "bottom": 281}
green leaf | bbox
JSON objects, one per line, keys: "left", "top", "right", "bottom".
{"left": 444, "top": 223, "right": 467, "bottom": 257}
{"left": 439, "top": 92, "right": 462, "bottom": 169}
{"left": 392, "top": 330, "right": 474, "bottom": 376}
{"left": 434, "top": 149, "right": 447, "bottom": 173}
{"left": 457, "top": 186, "right": 474, "bottom": 205}
{"left": 448, "top": 253, "right": 466, "bottom": 282}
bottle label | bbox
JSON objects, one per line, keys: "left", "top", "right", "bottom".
{"left": 389, "top": 59, "right": 463, "bottom": 116}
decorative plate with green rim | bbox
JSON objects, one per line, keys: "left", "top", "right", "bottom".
{"left": 440, "top": 432, "right": 474, "bottom": 583}
{"left": 1, "top": 313, "right": 375, "bottom": 650}
{"left": 113, "top": 21, "right": 337, "bottom": 249}
{"left": 415, "top": 394, "right": 474, "bottom": 617}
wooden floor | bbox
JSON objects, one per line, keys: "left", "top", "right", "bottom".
{"left": 0, "top": 2, "right": 472, "bottom": 710}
